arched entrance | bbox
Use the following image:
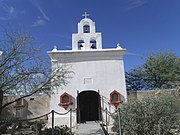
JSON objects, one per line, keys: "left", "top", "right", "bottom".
{"left": 77, "top": 90, "right": 101, "bottom": 123}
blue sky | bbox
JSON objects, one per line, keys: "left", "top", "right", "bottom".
{"left": 0, "top": 0, "right": 180, "bottom": 71}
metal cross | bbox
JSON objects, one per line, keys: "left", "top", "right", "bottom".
{"left": 82, "top": 12, "right": 90, "bottom": 18}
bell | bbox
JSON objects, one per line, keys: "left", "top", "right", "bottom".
{"left": 85, "top": 28, "right": 89, "bottom": 33}
{"left": 80, "top": 44, "right": 83, "bottom": 47}
{"left": 91, "top": 44, "right": 96, "bottom": 49}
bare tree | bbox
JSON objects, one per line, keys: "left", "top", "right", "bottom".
{"left": 0, "top": 30, "right": 73, "bottom": 118}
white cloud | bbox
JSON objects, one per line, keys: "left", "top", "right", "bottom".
{"left": 126, "top": 51, "right": 140, "bottom": 56}
{"left": 127, "top": 0, "right": 147, "bottom": 10}
{"left": 29, "top": 0, "right": 50, "bottom": 21}
{"left": 32, "top": 17, "right": 46, "bottom": 27}
{"left": 37, "top": 4, "right": 50, "bottom": 21}
{"left": 9, "top": 6, "right": 14, "bottom": 14}
{"left": 0, "top": 1, "right": 26, "bottom": 20}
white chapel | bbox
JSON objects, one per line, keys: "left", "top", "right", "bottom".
{"left": 47, "top": 12, "right": 127, "bottom": 128}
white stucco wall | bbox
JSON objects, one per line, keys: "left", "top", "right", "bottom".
{"left": 48, "top": 49, "right": 126, "bottom": 127}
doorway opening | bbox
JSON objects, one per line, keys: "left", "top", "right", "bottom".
{"left": 77, "top": 90, "right": 101, "bottom": 123}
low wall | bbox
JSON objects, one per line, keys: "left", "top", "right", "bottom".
{"left": 2, "top": 94, "right": 50, "bottom": 121}
{"left": 127, "top": 89, "right": 179, "bottom": 100}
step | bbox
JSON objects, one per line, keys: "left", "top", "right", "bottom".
{"left": 75, "top": 121, "right": 105, "bottom": 135}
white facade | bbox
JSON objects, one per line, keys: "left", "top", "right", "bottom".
{"left": 48, "top": 14, "right": 126, "bottom": 129}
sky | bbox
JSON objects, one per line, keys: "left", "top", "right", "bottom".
{"left": 0, "top": 0, "right": 180, "bottom": 71}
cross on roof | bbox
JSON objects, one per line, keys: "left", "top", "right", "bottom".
{"left": 82, "top": 12, "right": 90, "bottom": 18}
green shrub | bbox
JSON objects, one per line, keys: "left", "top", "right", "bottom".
{"left": 113, "top": 92, "right": 180, "bottom": 135}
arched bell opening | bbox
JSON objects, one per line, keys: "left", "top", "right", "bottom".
{"left": 77, "top": 40, "right": 85, "bottom": 50}
{"left": 83, "top": 25, "right": 90, "bottom": 33}
{"left": 77, "top": 90, "right": 101, "bottom": 123}
{"left": 90, "top": 39, "right": 96, "bottom": 49}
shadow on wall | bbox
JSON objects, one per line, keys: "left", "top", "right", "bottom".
{"left": 2, "top": 94, "right": 50, "bottom": 120}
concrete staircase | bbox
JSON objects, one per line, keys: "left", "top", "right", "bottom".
{"left": 75, "top": 121, "right": 105, "bottom": 135}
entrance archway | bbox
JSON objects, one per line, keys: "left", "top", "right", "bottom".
{"left": 77, "top": 90, "right": 101, "bottom": 123}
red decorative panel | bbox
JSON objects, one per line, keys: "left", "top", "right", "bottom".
{"left": 59, "top": 92, "right": 73, "bottom": 110}
{"left": 110, "top": 90, "right": 121, "bottom": 109}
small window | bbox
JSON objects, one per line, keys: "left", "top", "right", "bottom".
{"left": 62, "top": 95, "right": 69, "bottom": 104}
{"left": 110, "top": 90, "right": 121, "bottom": 103}
{"left": 90, "top": 40, "right": 96, "bottom": 49}
{"left": 59, "top": 92, "right": 73, "bottom": 110}
{"left": 112, "top": 93, "right": 118, "bottom": 102}
{"left": 110, "top": 90, "right": 121, "bottom": 109}
{"left": 83, "top": 25, "right": 90, "bottom": 33}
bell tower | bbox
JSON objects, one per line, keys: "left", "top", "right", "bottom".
{"left": 48, "top": 12, "right": 127, "bottom": 131}
{"left": 72, "top": 12, "right": 102, "bottom": 50}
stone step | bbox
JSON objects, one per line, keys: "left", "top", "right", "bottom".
{"left": 75, "top": 121, "right": 105, "bottom": 135}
